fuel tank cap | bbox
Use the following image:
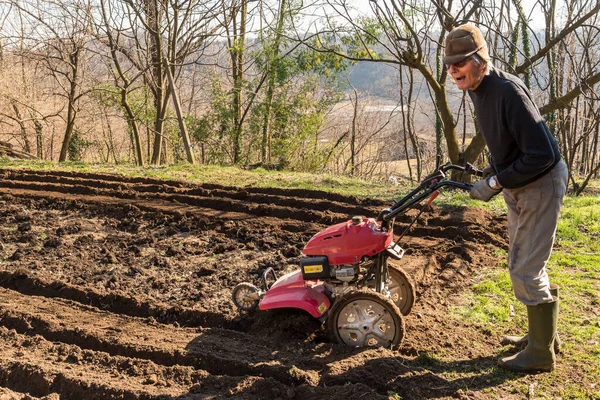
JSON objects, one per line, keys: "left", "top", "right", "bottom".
{"left": 351, "top": 215, "right": 363, "bottom": 225}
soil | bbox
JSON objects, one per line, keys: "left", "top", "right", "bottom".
{"left": 0, "top": 167, "right": 519, "bottom": 399}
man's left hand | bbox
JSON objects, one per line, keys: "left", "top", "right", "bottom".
{"left": 470, "top": 178, "right": 502, "bottom": 202}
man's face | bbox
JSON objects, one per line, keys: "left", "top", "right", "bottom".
{"left": 447, "top": 57, "right": 486, "bottom": 91}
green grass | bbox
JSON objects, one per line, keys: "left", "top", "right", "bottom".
{"left": 451, "top": 191, "right": 600, "bottom": 318}
{"left": 438, "top": 190, "right": 508, "bottom": 215}
{"left": 453, "top": 270, "right": 515, "bottom": 327}
{"left": 450, "top": 190, "right": 600, "bottom": 398}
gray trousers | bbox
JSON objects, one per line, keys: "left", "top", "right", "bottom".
{"left": 502, "top": 160, "right": 568, "bottom": 306}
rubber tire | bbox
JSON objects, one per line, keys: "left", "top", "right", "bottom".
{"left": 326, "top": 289, "right": 404, "bottom": 350}
{"left": 232, "top": 282, "right": 260, "bottom": 311}
{"left": 387, "top": 263, "right": 416, "bottom": 316}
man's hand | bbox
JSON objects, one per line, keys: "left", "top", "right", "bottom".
{"left": 470, "top": 178, "right": 502, "bottom": 202}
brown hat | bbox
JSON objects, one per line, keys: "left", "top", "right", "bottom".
{"left": 443, "top": 24, "right": 490, "bottom": 65}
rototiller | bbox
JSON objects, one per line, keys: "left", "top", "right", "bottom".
{"left": 232, "top": 163, "right": 481, "bottom": 349}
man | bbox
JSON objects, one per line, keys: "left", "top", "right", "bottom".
{"left": 444, "top": 24, "right": 568, "bottom": 373}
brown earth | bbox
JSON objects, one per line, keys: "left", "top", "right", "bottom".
{"left": 0, "top": 167, "right": 516, "bottom": 399}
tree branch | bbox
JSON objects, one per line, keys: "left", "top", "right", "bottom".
{"left": 540, "top": 70, "right": 600, "bottom": 115}
{"left": 516, "top": 0, "right": 600, "bottom": 73}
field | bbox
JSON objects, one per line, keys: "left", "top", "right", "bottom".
{"left": 0, "top": 166, "right": 598, "bottom": 399}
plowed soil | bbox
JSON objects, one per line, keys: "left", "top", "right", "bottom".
{"left": 0, "top": 168, "right": 513, "bottom": 399}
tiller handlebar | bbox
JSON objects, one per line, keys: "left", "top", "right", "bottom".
{"left": 379, "top": 162, "right": 482, "bottom": 228}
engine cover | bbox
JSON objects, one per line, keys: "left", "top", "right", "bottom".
{"left": 302, "top": 217, "right": 392, "bottom": 265}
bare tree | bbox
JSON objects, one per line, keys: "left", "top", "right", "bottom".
{"left": 295, "top": 0, "right": 600, "bottom": 180}
{"left": 220, "top": 0, "right": 249, "bottom": 164}
{"left": 94, "top": 0, "right": 224, "bottom": 164}
{"left": 6, "top": 0, "right": 96, "bottom": 162}
{"left": 258, "top": 0, "right": 288, "bottom": 165}
{"left": 95, "top": 0, "right": 146, "bottom": 165}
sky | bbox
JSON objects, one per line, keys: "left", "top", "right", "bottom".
{"left": 346, "top": 0, "right": 552, "bottom": 30}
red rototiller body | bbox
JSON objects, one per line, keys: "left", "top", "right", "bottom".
{"left": 232, "top": 163, "right": 480, "bottom": 348}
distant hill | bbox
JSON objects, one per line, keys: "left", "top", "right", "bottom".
{"left": 348, "top": 61, "right": 400, "bottom": 99}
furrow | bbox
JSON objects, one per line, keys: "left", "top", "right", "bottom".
{"left": 0, "top": 326, "right": 319, "bottom": 400}
{"left": 0, "top": 328, "right": 191, "bottom": 399}
{"left": 0, "top": 270, "right": 238, "bottom": 330}
{"left": 0, "top": 167, "right": 381, "bottom": 206}
{"left": 0, "top": 169, "right": 379, "bottom": 217}
{"left": 0, "top": 179, "right": 349, "bottom": 225}
{"left": 0, "top": 288, "right": 315, "bottom": 387}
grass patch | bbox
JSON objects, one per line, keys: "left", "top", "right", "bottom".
{"left": 453, "top": 270, "right": 518, "bottom": 328}
{"left": 437, "top": 191, "right": 508, "bottom": 215}
{"left": 453, "top": 191, "right": 600, "bottom": 325}
{"left": 451, "top": 191, "right": 600, "bottom": 398}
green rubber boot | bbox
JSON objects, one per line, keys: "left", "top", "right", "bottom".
{"left": 501, "top": 284, "right": 562, "bottom": 353}
{"left": 498, "top": 298, "right": 558, "bottom": 373}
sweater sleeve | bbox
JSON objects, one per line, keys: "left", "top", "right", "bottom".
{"left": 495, "top": 83, "right": 557, "bottom": 189}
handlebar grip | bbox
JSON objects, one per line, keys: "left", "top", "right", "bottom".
{"left": 464, "top": 162, "right": 484, "bottom": 177}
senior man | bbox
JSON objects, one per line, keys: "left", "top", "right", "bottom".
{"left": 444, "top": 24, "right": 568, "bottom": 373}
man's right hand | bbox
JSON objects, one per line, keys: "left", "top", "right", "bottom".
{"left": 470, "top": 178, "right": 502, "bottom": 202}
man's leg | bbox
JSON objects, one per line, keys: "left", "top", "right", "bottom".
{"left": 504, "top": 161, "right": 567, "bottom": 305}
{"left": 498, "top": 161, "right": 567, "bottom": 372}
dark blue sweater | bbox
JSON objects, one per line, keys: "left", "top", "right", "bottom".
{"left": 468, "top": 67, "right": 561, "bottom": 189}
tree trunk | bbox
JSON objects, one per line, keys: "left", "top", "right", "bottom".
{"left": 349, "top": 85, "right": 358, "bottom": 176}
{"left": 121, "top": 90, "right": 145, "bottom": 166}
{"left": 146, "top": 0, "right": 166, "bottom": 165}
{"left": 58, "top": 48, "right": 80, "bottom": 162}
{"left": 231, "top": 0, "right": 247, "bottom": 164}
{"left": 163, "top": 57, "right": 195, "bottom": 164}
{"left": 398, "top": 66, "right": 413, "bottom": 181}
{"left": 260, "top": 0, "right": 287, "bottom": 165}
{"left": 10, "top": 102, "right": 31, "bottom": 154}
{"left": 33, "top": 118, "right": 43, "bottom": 159}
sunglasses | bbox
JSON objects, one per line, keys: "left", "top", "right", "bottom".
{"left": 446, "top": 57, "right": 472, "bottom": 69}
